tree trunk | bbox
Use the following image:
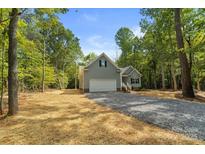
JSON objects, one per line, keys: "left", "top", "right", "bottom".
{"left": 153, "top": 63, "right": 157, "bottom": 89}
{"left": 174, "top": 8, "right": 195, "bottom": 98}
{"left": 168, "top": 30, "right": 177, "bottom": 91}
{"left": 75, "top": 62, "right": 77, "bottom": 89}
{"left": 0, "top": 9, "right": 2, "bottom": 115}
{"left": 0, "top": 29, "right": 6, "bottom": 115}
{"left": 185, "top": 37, "right": 193, "bottom": 70}
{"left": 8, "top": 8, "right": 19, "bottom": 115}
{"left": 197, "top": 80, "right": 201, "bottom": 91}
{"left": 0, "top": 9, "right": 3, "bottom": 115}
{"left": 54, "top": 60, "right": 62, "bottom": 90}
{"left": 170, "top": 62, "right": 177, "bottom": 91}
{"left": 148, "top": 70, "right": 152, "bottom": 88}
{"left": 58, "top": 78, "right": 62, "bottom": 90}
{"left": 153, "top": 74, "right": 157, "bottom": 89}
{"left": 42, "top": 39, "right": 45, "bottom": 92}
{"left": 161, "top": 64, "right": 165, "bottom": 89}
{"left": 62, "top": 64, "right": 65, "bottom": 89}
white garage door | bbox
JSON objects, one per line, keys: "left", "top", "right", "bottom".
{"left": 89, "top": 79, "right": 117, "bottom": 92}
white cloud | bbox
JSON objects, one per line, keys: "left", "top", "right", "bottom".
{"left": 82, "top": 13, "right": 98, "bottom": 22}
{"left": 82, "top": 26, "right": 144, "bottom": 61}
{"left": 132, "top": 26, "right": 144, "bottom": 38}
{"left": 83, "top": 35, "right": 119, "bottom": 61}
{"left": 86, "top": 35, "right": 104, "bottom": 48}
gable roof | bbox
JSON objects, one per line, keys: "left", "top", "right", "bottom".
{"left": 83, "top": 53, "right": 142, "bottom": 76}
{"left": 120, "top": 66, "right": 129, "bottom": 74}
{"left": 121, "top": 66, "right": 142, "bottom": 77}
{"left": 85, "top": 52, "right": 120, "bottom": 69}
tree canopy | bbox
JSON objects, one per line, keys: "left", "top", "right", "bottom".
{"left": 115, "top": 8, "right": 205, "bottom": 94}
{"left": 0, "top": 8, "right": 83, "bottom": 92}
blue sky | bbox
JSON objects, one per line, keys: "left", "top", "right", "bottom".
{"left": 59, "top": 8, "right": 143, "bottom": 60}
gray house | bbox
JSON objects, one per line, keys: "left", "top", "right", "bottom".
{"left": 79, "top": 53, "right": 142, "bottom": 92}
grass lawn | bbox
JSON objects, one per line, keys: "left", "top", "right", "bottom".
{"left": 0, "top": 89, "right": 204, "bottom": 144}
{"left": 132, "top": 89, "right": 205, "bottom": 103}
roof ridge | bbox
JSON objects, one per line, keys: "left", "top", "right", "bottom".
{"left": 85, "top": 52, "right": 119, "bottom": 69}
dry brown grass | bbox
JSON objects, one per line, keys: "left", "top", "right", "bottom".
{"left": 132, "top": 89, "right": 205, "bottom": 103}
{"left": 0, "top": 89, "right": 204, "bottom": 145}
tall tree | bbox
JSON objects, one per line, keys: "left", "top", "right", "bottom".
{"left": 8, "top": 8, "right": 19, "bottom": 115}
{"left": 115, "top": 27, "right": 135, "bottom": 67}
{"left": 174, "top": 8, "right": 195, "bottom": 97}
{"left": 0, "top": 29, "right": 6, "bottom": 115}
{"left": 0, "top": 8, "right": 83, "bottom": 116}
{"left": 0, "top": 9, "right": 3, "bottom": 115}
{"left": 83, "top": 52, "right": 97, "bottom": 65}
{"left": 34, "top": 8, "right": 69, "bottom": 92}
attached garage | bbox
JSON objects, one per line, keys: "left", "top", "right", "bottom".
{"left": 89, "top": 79, "right": 117, "bottom": 92}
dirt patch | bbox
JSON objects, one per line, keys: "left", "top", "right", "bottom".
{"left": 0, "top": 89, "right": 204, "bottom": 144}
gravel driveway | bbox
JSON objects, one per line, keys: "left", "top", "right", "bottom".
{"left": 86, "top": 92, "right": 205, "bottom": 140}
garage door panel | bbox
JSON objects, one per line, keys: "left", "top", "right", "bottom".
{"left": 89, "top": 79, "right": 116, "bottom": 92}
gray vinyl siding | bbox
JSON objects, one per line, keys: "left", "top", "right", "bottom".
{"left": 128, "top": 71, "right": 141, "bottom": 88}
{"left": 84, "top": 55, "right": 121, "bottom": 90}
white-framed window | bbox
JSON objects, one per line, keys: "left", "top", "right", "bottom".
{"left": 99, "top": 60, "right": 107, "bottom": 67}
{"left": 131, "top": 78, "right": 139, "bottom": 84}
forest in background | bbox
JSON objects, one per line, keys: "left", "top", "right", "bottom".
{"left": 0, "top": 9, "right": 84, "bottom": 115}
{"left": 115, "top": 8, "right": 205, "bottom": 92}
{"left": 0, "top": 8, "right": 205, "bottom": 116}
{"left": 0, "top": 9, "right": 83, "bottom": 91}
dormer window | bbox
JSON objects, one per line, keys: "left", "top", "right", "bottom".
{"left": 99, "top": 60, "right": 107, "bottom": 67}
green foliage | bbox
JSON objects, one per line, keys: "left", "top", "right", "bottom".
{"left": 82, "top": 52, "right": 97, "bottom": 65}
{"left": 1, "top": 8, "right": 205, "bottom": 92}
{"left": 66, "top": 63, "right": 78, "bottom": 89}
{"left": 115, "top": 27, "right": 137, "bottom": 67}
{"left": 115, "top": 8, "right": 205, "bottom": 90}
{"left": 0, "top": 8, "right": 82, "bottom": 92}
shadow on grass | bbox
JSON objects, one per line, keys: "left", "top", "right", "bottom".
{"left": 0, "top": 107, "right": 137, "bottom": 144}
{"left": 0, "top": 90, "right": 203, "bottom": 145}
{"left": 60, "top": 89, "right": 83, "bottom": 95}
{"left": 175, "top": 93, "right": 205, "bottom": 103}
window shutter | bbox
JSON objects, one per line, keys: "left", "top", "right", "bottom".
{"left": 99, "top": 60, "right": 102, "bottom": 67}
{"left": 105, "top": 61, "right": 107, "bottom": 67}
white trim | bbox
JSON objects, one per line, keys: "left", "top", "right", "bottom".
{"left": 85, "top": 52, "right": 120, "bottom": 70}
{"left": 128, "top": 66, "right": 142, "bottom": 77}
{"left": 89, "top": 79, "right": 117, "bottom": 92}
